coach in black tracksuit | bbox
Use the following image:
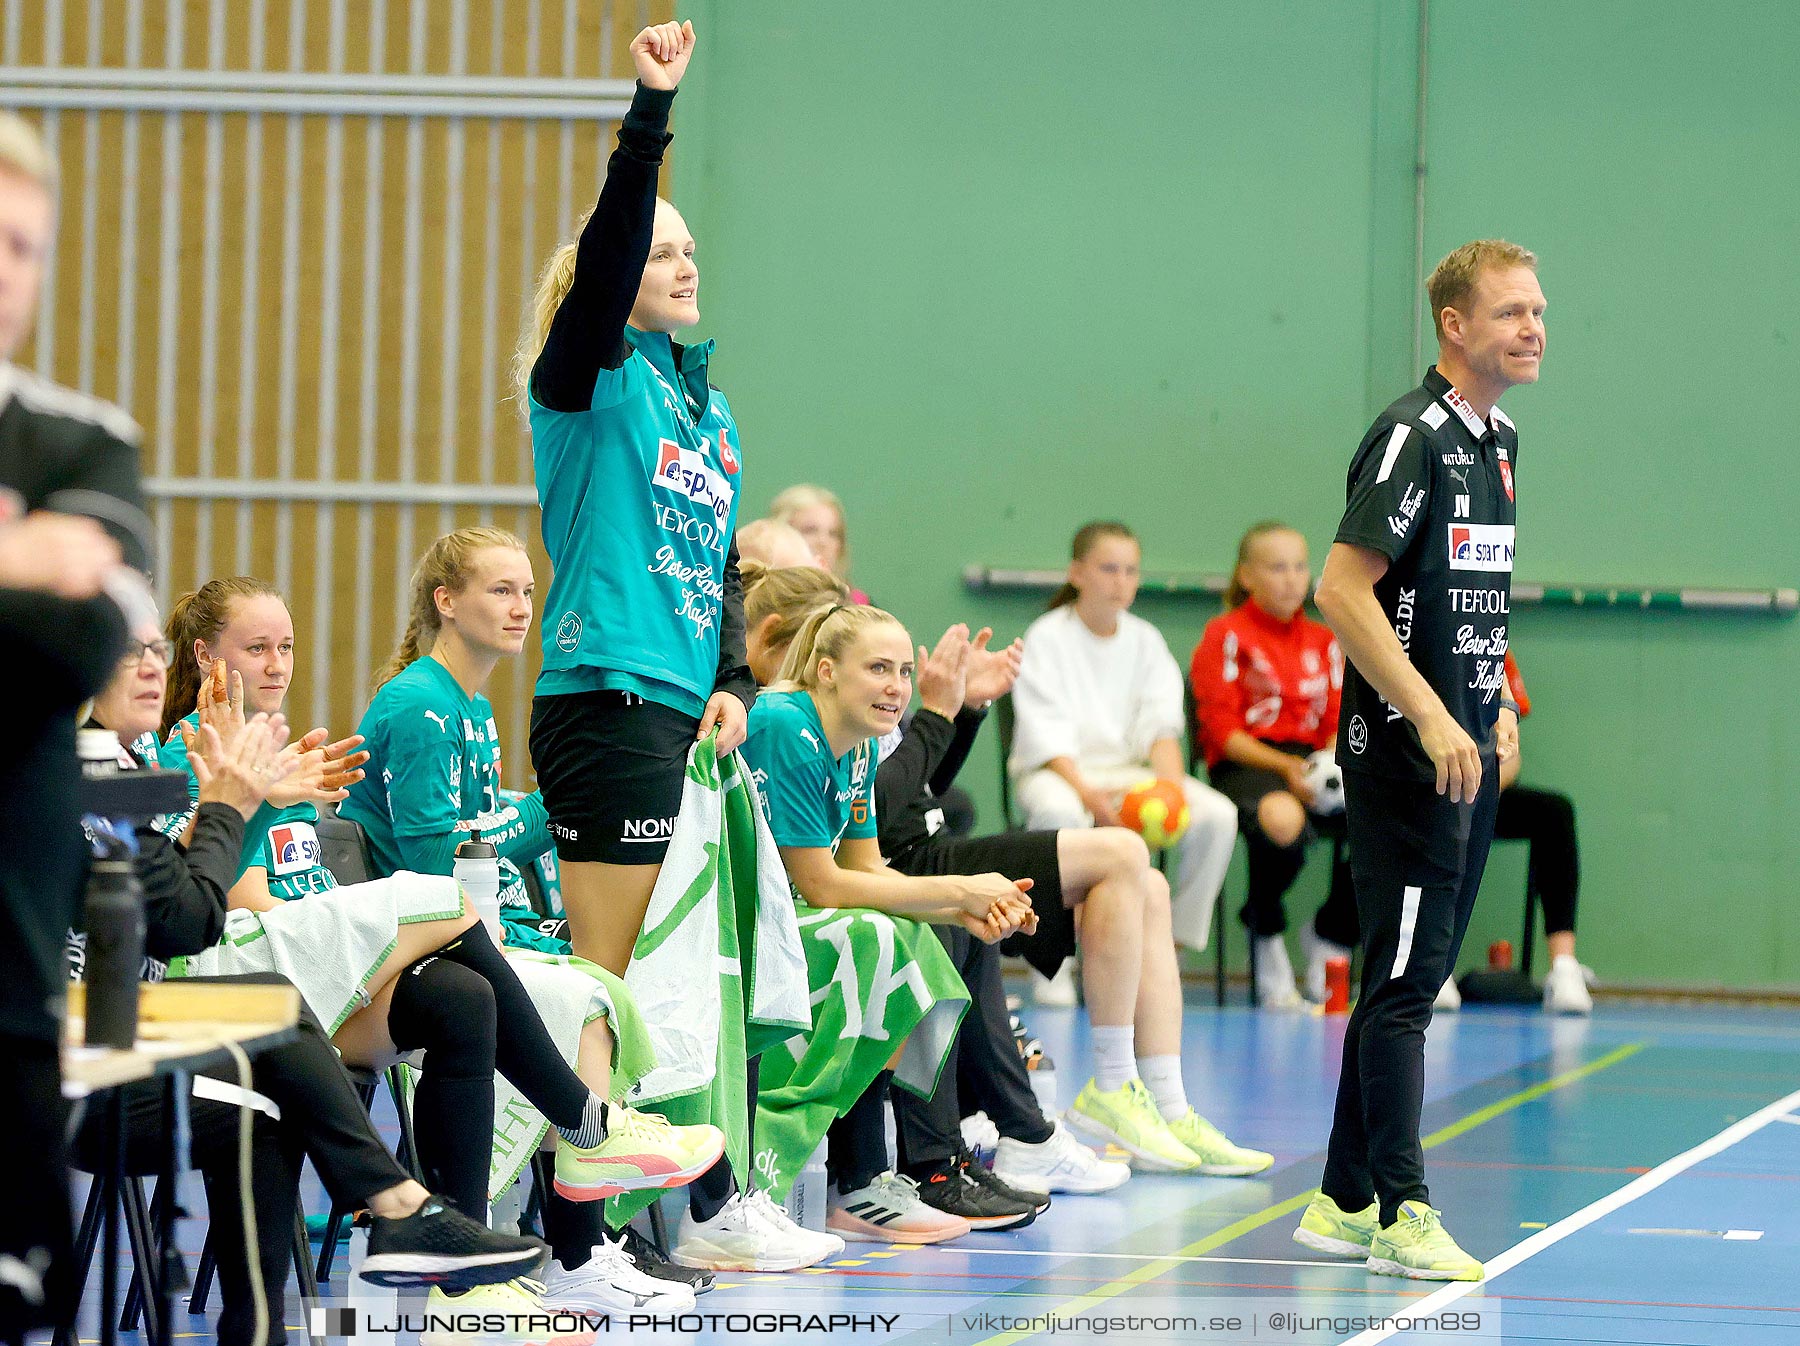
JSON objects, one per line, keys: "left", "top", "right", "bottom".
{"left": 1303, "top": 241, "right": 1545, "bottom": 1281}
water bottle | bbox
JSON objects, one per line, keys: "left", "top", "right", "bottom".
{"left": 454, "top": 833, "right": 504, "bottom": 946}
{"left": 784, "top": 1142, "right": 828, "bottom": 1233}
{"left": 79, "top": 730, "right": 145, "bottom": 1049}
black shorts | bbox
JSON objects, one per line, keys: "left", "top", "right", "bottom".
{"left": 1208, "top": 741, "right": 1311, "bottom": 816}
{"left": 529, "top": 689, "right": 698, "bottom": 865}
{"left": 890, "top": 829, "right": 1072, "bottom": 979}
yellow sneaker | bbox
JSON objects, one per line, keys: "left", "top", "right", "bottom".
{"left": 1063, "top": 1078, "right": 1201, "bottom": 1172}
{"left": 1165, "top": 1110, "right": 1274, "bottom": 1176}
{"left": 552, "top": 1107, "right": 726, "bottom": 1201}
{"left": 1366, "top": 1201, "right": 1485, "bottom": 1281}
{"left": 419, "top": 1278, "right": 595, "bottom": 1345}
{"left": 1292, "top": 1191, "right": 1379, "bottom": 1258}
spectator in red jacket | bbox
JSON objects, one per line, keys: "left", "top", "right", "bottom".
{"left": 1190, "top": 522, "right": 1354, "bottom": 1007}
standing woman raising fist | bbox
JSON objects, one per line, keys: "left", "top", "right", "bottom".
{"left": 516, "top": 19, "right": 750, "bottom": 976}
{"left": 515, "top": 19, "right": 802, "bottom": 1266}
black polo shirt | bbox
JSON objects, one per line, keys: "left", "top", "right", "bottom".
{"left": 1333, "top": 365, "right": 1518, "bottom": 783}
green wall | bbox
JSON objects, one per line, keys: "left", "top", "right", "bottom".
{"left": 673, "top": 0, "right": 1799, "bottom": 990}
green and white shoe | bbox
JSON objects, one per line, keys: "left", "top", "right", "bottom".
{"left": 1366, "top": 1200, "right": 1485, "bottom": 1281}
{"left": 1292, "top": 1191, "right": 1379, "bottom": 1258}
{"left": 1064, "top": 1078, "right": 1200, "bottom": 1173}
{"left": 1165, "top": 1111, "right": 1274, "bottom": 1176}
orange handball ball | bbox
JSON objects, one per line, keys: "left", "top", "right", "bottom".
{"left": 1118, "top": 779, "right": 1189, "bottom": 850}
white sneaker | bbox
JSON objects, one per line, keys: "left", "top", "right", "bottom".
{"left": 1298, "top": 922, "right": 1353, "bottom": 1003}
{"left": 674, "top": 1190, "right": 842, "bottom": 1271}
{"left": 542, "top": 1235, "right": 694, "bottom": 1313}
{"left": 1254, "top": 935, "right": 1303, "bottom": 1008}
{"left": 1434, "top": 978, "right": 1462, "bottom": 1012}
{"left": 1034, "top": 960, "right": 1079, "bottom": 1007}
{"left": 993, "top": 1119, "right": 1130, "bottom": 1195}
{"left": 1543, "top": 955, "right": 1593, "bottom": 1014}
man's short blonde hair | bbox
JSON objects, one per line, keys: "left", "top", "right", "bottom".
{"left": 1427, "top": 239, "right": 1536, "bottom": 342}
{"left": 0, "top": 111, "right": 57, "bottom": 197}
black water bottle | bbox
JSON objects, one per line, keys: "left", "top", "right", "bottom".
{"left": 78, "top": 729, "right": 146, "bottom": 1049}
{"left": 84, "top": 846, "right": 145, "bottom": 1049}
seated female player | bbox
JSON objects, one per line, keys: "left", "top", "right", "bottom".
{"left": 341, "top": 527, "right": 716, "bottom": 1298}
{"left": 744, "top": 565, "right": 1270, "bottom": 1182}
{"left": 156, "top": 577, "right": 721, "bottom": 1318}
{"left": 730, "top": 598, "right": 1035, "bottom": 1254}
{"left": 80, "top": 642, "right": 552, "bottom": 1344}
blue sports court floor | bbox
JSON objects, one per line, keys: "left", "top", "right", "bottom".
{"left": 46, "top": 993, "right": 1800, "bottom": 1345}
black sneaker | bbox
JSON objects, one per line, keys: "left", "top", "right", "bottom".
{"left": 914, "top": 1160, "right": 1038, "bottom": 1231}
{"left": 360, "top": 1194, "right": 548, "bottom": 1290}
{"left": 621, "top": 1223, "right": 714, "bottom": 1294}
{"left": 961, "top": 1149, "right": 1051, "bottom": 1216}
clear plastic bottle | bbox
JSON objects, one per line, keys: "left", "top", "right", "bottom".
{"left": 453, "top": 833, "right": 503, "bottom": 946}
{"left": 784, "top": 1142, "right": 829, "bottom": 1232}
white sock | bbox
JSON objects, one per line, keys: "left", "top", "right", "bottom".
{"left": 1092, "top": 1025, "right": 1138, "bottom": 1092}
{"left": 1136, "top": 1055, "right": 1189, "bottom": 1121}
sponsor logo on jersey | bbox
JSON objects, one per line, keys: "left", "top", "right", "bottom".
{"left": 799, "top": 729, "right": 823, "bottom": 752}
{"left": 1441, "top": 385, "right": 1488, "bottom": 438}
{"left": 1497, "top": 444, "right": 1515, "bottom": 500}
{"left": 719, "top": 426, "right": 740, "bottom": 476}
{"left": 267, "top": 821, "right": 322, "bottom": 876}
{"left": 653, "top": 439, "right": 734, "bottom": 523}
{"left": 1348, "top": 715, "right": 1368, "bottom": 755}
{"left": 653, "top": 500, "right": 726, "bottom": 553}
{"left": 851, "top": 800, "right": 870, "bottom": 826}
{"left": 1388, "top": 482, "right": 1426, "bottom": 538}
{"left": 1448, "top": 587, "right": 1509, "bottom": 614}
{"left": 423, "top": 710, "right": 450, "bottom": 733}
{"left": 555, "top": 612, "right": 582, "bottom": 652}
{"left": 1441, "top": 450, "right": 1477, "bottom": 466}
{"left": 1449, "top": 524, "right": 1515, "bottom": 572}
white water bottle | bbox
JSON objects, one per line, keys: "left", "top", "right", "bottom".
{"left": 785, "top": 1142, "right": 829, "bottom": 1233}
{"left": 453, "top": 833, "right": 503, "bottom": 946}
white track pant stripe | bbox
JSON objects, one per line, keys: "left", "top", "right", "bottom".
{"left": 1389, "top": 884, "right": 1423, "bottom": 979}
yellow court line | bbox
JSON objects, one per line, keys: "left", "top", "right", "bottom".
{"left": 968, "top": 1040, "right": 1646, "bottom": 1346}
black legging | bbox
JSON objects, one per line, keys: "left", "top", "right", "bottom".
{"left": 1494, "top": 784, "right": 1579, "bottom": 937}
{"left": 893, "top": 926, "right": 1052, "bottom": 1179}
{"left": 71, "top": 974, "right": 408, "bottom": 1346}
{"left": 1210, "top": 750, "right": 1358, "bottom": 945}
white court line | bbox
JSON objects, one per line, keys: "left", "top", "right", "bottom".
{"left": 948, "top": 1248, "right": 1337, "bottom": 1269}
{"left": 1342, "top": 1092, "right": 1800, "bottom": 1345}
{"left": 1774, "top": 1114, "right": 1800, "bottom": 1126}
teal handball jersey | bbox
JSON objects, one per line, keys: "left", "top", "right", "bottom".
{"left": 530, "top": 326, "right": 741, "bottom": 716}
{"left": 741, "top": 689, "right": 878, "bottom": 854}
{"left": 341, "top": 656, "right": 551, "bottom": 907}
{"left": 158, "top": 711, "right": 337, "bottom": 900}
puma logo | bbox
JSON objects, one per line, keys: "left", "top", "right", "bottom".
{"left": 423, "top": 710, "right": 450, "bottom": 733}
{"left": 799, "top": 729, "right": 822, "bottom": 751}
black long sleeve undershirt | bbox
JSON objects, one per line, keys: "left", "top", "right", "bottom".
{"left": 530, "top": 83, "right": 676, "bottom": 411}
{"left": 132, "top": 803, "right": 245, "bottom": 962}
{"left": 874, "top": 707, "right": 988, "bottom": 860}
{"left": 714, "top": 538, "right": 755, "bottom": 711}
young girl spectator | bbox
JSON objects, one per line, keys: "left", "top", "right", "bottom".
{"left": 80, "top": 644, "right": 552, "bottom": 1343}
{"left": 1009, "top": 522, "right": 1237, "bottom": 984}
{"left": 1191, "top": 521, "right": 1354, "bottom": 1008}
{"left": 734, "top": 602, "right": 1037, "bottom": 1256}
{"left": 157, "top": 577, "right": 721, "bottom": 1317}
{"left": 767, "top": 483, "right": 869, "bottom": 603}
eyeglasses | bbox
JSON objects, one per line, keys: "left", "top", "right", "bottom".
{"left": 121, "top": 639, "right": 175, "bottom": 666}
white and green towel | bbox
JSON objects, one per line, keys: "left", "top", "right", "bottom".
{"left": 607, "top": 736, "right": 812, "bottom": 1222}
{"left": 753, "top": 903, "right": 969, "bottom": 1201}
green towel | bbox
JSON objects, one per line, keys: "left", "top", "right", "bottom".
{"left": 607, "top": 736, "right": 812, "bottom": 1223}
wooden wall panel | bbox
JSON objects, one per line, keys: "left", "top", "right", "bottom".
{"left": 9, "top": 0, "right": 674, "bottom": 783}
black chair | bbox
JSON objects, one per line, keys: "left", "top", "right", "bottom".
{"left": 316, "top": 808, "right": 376, "bottom": 886}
